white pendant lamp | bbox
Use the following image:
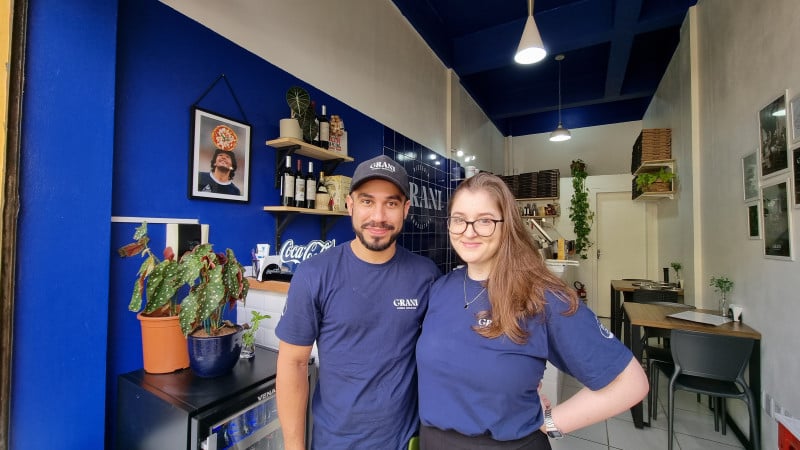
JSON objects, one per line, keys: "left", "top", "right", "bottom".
{"left": 514, "top": 0, "right": 546, "bottom": 64}
{"left": 550, "top": 54, "right": 572, "bottom": 142}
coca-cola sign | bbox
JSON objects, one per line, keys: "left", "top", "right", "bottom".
{"left": 279, "top": 239, "right": 336, "bottom": 270}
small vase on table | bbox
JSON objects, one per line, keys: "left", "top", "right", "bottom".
{"left": 719, "top": 293, "right": 727, "bottom": 317}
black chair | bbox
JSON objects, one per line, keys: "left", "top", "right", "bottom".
{"left": 628, "top": 289, "right": 680, "bottom": 423}
{"left": 667, "top": 329, "right": 760, "bottom": 450}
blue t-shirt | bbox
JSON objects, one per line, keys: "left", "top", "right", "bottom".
{"left": 416, "top": 267, "right": 632, "bottom": 441}
{"left": 276, "top": 242, "right": 440, "bottom": 450}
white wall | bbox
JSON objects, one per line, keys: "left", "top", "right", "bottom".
{"left": 159, "top": 0, "right": 503, "bottom": 162}
{"left": 508, "top": 121, "right": 643, "bottom": 176}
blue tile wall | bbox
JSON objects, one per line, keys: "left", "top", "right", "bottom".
{"left": 383, "top": 127, "right": 461, "bottom": 274}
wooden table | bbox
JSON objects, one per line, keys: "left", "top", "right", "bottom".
{"left": 623, "top": 302, "right": 761, "bottom": 449}
{"left": 610, "top": 280, "right": 683, "bottom": 339}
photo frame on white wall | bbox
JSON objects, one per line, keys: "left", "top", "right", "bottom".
{"left": 747, "top": 203, "right": 761, "bottom": 240}
{"left": 742, "top": 151, "right": 759, "bottom": 202}
{"left": 790, "top": 93, "right": 800, "bottom": 144}
{"left": 761, "top": 176, "right": 793, "bottom": 260}
{"left": 758, "top": 91, "right": 790, "bottom": 179}
{"left": 793, "top": 145, "right": 800, "bottom": 208}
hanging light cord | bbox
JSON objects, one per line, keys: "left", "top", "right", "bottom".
{"left": 556, "top": 55, "right": 564, "bottom": 123}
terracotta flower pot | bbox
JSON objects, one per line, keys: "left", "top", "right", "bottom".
{"left": 137, "top": 312, "right": 189, "bottom": 374}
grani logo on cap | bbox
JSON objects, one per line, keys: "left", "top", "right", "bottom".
{"left": 369, "top": 161, "right": 396, "bottom": 172}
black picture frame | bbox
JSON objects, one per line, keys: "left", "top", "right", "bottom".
{"left": 190, "top": 107, "right": 251, "bottom": 202}
{"left": 747, "top": 203, "right": 760, "bottom": 240}
{"left": 793, "top": 145, "right": 800, "bottom": 207}
{"left": 758, "top": 93, "right": 789, "bottom": 179}
{"left": 761, "top": 177, "right": 792, "bottom": 260}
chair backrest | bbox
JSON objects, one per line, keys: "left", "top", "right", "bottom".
{"left": 670, "top": 329, "right": 754, "bottom": 382}
{"left": 631, "top": 289, "right": 679, "bottom": 304}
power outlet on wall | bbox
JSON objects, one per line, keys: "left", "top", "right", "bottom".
{"left": 166, "top": 223, "right": 209, "bottom": 257}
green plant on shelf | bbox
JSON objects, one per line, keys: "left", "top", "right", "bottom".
{"left": 635, "top": 168, "right": 676, "bottom": 192}
{"left": 242, "top": 310, "right": 271, "bottom": 349}
{"left": 286, "top": 85, "right": 319, "bottom": 144}
{"left": 569, "top": 159, "right": 594, "bottom": 259}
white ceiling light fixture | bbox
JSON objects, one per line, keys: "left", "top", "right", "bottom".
{"left": 550, "top": 54, "right": 572, "bottom": 142}
{"left": 514, "top": 0, "right": 547, "bottom": 64}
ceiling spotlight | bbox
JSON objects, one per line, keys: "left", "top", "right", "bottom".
{"left": 514, "top": 0, "right": 546, "bottom": 64}
{"left": 456, "top": 150, "right": 464, "bottom": 157}
{"left": 549, "top": 54, "right": 572, "bottom": 142}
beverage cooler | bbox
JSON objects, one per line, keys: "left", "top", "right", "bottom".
{"left": 116, "top": 346, "right": 316, "bottom": 450}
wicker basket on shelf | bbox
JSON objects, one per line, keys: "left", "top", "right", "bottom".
{"left": 640, "top": 128, "right": 672, "bottom": 161}
{"left": 646, "top": 180, "right": 672, "bottom": 192}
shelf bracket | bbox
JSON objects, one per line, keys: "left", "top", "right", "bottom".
{"left": 273, "top": 212, "right": 299, "bottom": 248}
{"left": 320, "top": 158, "right": 345, "bottom": 176}
{"left": 274, "top": 145, "right": 301, "bottom": 189}
{"left": 320, "top": 215, "right": 345, "bottom": 240}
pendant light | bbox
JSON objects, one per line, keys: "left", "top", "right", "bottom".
{"left": 550, "top": 54, "right": 572, "bottom": 142}
{"left": 514, "top": 0, "right": 546, "bottom": 64}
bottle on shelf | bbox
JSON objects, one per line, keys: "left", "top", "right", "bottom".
{"left": 318, "top": 105, "right": 330, "bottom": 149}
{"left": 305, "top": 161, "right": 316, "bottom": 209}
{"left": 316, "top": 171, "right": 330, "bottom": 211}
{"left": 311, "top": 101, "right": 320, "bottom": 147}
{"left": 280, "top": 155, "right": 295, "bottom": 207}
{"left": 294, "top": 158, "right": 306, "bottom": 208}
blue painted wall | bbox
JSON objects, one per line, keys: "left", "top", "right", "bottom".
{"left": 14, "top": 0, "right": 382, "bottom": 447}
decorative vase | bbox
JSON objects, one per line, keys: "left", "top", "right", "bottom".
{"left": 187, "top": 325, "right": 243, "bottom": 378}
{"left": 137, "top": 312, "right": 189, "bottom": 374}
{"left": 279, "top": 118, "right": 303, "bottom": 139}
{"left": 719, "top": 292, "right": 728, "bottom": 316}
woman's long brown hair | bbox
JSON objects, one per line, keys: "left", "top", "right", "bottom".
{"left": 451, "top": 172, "right": 579, "bottom": 344}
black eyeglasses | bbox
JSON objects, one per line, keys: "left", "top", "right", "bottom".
{"left": 446, "top": 217, "right": 504, "bottom": 237}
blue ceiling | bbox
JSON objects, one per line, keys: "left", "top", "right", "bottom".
{"left": 390, "top": 0, "right": 697, "bottom": 136}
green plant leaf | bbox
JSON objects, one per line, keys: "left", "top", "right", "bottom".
{"left": 286, "top": 86, "right": 310, "bottom": 119}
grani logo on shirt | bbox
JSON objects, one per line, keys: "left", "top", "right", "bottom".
{"left": 393, "top": 298, "right": 419, "bottom": 310}
{"left": 596, "top": 317, "right": 614, "bottom": 339}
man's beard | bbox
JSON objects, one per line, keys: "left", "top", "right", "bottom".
{"left": 353, "top": 221, "right": 400, "bottom": 252}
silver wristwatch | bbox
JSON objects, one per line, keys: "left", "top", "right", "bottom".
{"left": 543, "top": 408, "right": 563, "bottom": 439}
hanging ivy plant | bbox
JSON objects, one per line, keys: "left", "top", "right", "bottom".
{"left": 569, "top": 159, "right": 594, "bottom": 259}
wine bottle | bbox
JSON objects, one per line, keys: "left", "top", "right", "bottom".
{"left": 280, "top": 155, "right": 294, "bottom": 207}
{"left": 316, "top": 171, "right": 330, "bottom": 211}
{"left": 311, "top": 101, "right": 320, "bottom": 147}
{"left": 305, "top": 161, "right": 316, "bottom": 209}
{"left": 294, "top": 158, "right": 306, "bottom": 208}
{"left": 319, "top": 105, "right": 330, "bottom": 149}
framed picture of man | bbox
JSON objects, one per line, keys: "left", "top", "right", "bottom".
{"left": 190, "top": 107, "right": 251, "bottom": 202}
{"left": 758, "top": 92, "right": 789, "bottom": 179}
{"left": 761, "top": 176, "right": 793, "bottom": 260}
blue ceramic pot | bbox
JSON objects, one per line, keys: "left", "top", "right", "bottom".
{"left": 187, "top": 326, "right": 243, "bottom": 378}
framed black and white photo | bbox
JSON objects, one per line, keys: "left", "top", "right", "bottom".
{"left": 761, "top": 176, "right": 793, "bottom": 260}
{"left": 741, "top": 151, "right": 759, "bottom": 202}
{"left": 790, "top": 93, "right": 800, "bottom": 144}
{"left": 758, "top": 92, "right": 789, "bottom": 178}
{"left": 747, "top": 203, "right": 761, "bottom": 240}
{"left": 190, "top": 107, "right": 251, "bottom": 202}
{"left": 793, "top": 145, "right": 800, "bottom": 207}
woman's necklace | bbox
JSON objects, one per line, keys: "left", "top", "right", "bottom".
{"left": 463, "top": 269, "right": 487, "bottom": 309}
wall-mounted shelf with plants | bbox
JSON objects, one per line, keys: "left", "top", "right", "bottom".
{"left": 632, "top": 159, "right": 676, "bottom": 200}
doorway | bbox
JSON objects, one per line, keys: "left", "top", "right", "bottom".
{"left": 594, "top": 191, "right": 648, "bottom": 318}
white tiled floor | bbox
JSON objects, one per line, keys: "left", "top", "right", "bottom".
{"left": 549, "top": 316, "right": 747, "bottom": 450}
{"left": 552, "top": 372, "right": 746, "bottom": 450}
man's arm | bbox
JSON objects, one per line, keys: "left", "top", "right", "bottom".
{"left": 276, "top": 340, "right": 314, "bottom": 450}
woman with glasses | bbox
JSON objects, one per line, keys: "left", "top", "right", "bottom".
{"left": 416, "top": 172, "right": 648, "bottom": 449}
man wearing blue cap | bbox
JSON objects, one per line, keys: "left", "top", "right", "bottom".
{"left": 276, "top": 155, "right": 440, "bottom": 450}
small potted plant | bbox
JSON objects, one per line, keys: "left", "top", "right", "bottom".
{"left": 709, "top": 275, "right": 734, "bottom": 316}
{"left": 177, "top": 243, "right": 250, "bottom": 377}
{"left": 286, "top": 85, "right": 319, "bottom": 144}
{"left": 240, "top": 311, "right": 271, "bottom": 359}
{"left": 118, "top": 222, "right": 190, "bottom": 373}
{"left": 670, "top": 262, "right": 682, "bottom": 287}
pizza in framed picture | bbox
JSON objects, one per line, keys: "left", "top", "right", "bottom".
{"left": 189, "top": 107, "right": 251, "bottom": 202}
